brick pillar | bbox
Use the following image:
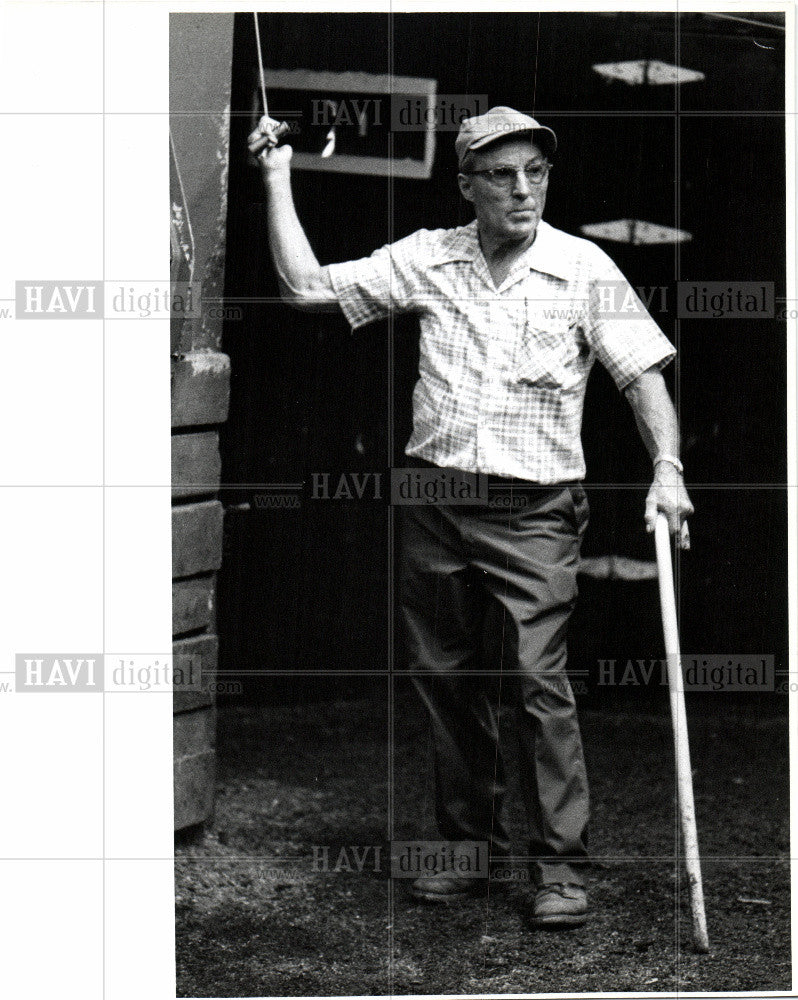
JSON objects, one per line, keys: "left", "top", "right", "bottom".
{"left": 170, "top": 12, "right": 234, "bottom": 831}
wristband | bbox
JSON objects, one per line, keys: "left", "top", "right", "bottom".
{"left": 654, "top": 453, "right": 684, "bottom": 475}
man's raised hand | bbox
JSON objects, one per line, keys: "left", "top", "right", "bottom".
{"left": 247, "top": 115, "right": 291, "bottom": 169}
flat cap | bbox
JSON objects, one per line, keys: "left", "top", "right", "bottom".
{"left": 455, "top": 106, "right": 557, "bottom": 167}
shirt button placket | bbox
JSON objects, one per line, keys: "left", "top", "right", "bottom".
{"left": 475, "top": 298, "right": 492, "bottom": 471}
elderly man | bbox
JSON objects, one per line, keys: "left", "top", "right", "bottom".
{"left": 248, "top": 106, "right": 693, "bottom": 927}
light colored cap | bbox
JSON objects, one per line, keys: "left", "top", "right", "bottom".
{"left": 455, "top": 106, "right": 557, "bottom": 167}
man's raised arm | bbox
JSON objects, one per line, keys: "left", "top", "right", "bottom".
{"left": 247, "top": 116, "right": 341, "bottom": 312}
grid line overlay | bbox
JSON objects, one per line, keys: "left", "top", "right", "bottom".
{"left": 387, "top": 11, "right": 396, "bottom": 990}
{"left": 102, "top": 1, "right": 107, "bottom": 995}
{"left": 674, "top": 6, "right": 683, "bottom": 972}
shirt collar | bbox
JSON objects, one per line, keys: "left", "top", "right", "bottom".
{"left": 427, "top": 222, "right": 481, "bottom": 265}
{"left": 517, "top": 220, "right": 573, "bottom": 282}
{"left": 429, "top": 219, "right": 573, "bottom": 284}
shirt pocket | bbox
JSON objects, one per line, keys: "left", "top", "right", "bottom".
{"left": 514, "top": 307, "right": 586, "bottom": 390}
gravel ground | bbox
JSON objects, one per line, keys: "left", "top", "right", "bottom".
{"left": 176, "top": 692, "right": 790, "bottom": 997}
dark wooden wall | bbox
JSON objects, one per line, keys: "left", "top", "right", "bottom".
{"left": 218, "top": 13, "right": 787, "bottom": 701}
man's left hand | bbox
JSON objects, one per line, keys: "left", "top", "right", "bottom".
{"left": 645, "top": 462, "right": 694, "bottom": 550}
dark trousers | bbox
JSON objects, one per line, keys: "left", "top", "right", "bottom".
{"left": 399, "top": 483, "right": 590, "bottom": 886}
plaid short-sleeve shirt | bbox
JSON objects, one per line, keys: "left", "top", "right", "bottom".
{"left": 323, "top": 219, "right": 675, "bottom": 483}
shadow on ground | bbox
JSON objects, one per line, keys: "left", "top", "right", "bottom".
{"left": 175, "top": 692, "right": 790, "bottom": 996}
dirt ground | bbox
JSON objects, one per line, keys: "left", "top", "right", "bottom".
{"left": 175, "top": 691, "right": 791, "bottom": 997}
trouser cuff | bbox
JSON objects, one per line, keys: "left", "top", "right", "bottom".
{"left": 531, "top": 859, "right": 587, "bottom": 887}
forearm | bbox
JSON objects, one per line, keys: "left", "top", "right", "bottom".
{"left": 624, "top": 368, "right": 680, "bottom": 465}
{"left": 625, "top": 366, "right": 693, "bottom": 546}
{"left": 248, "top": 116, "right": 339, "bottom": 310}
{"left": 261, "top": 168, "right": 339, "bottom": 310}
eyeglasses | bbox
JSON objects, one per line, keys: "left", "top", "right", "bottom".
{"left": 461, "top": 162, "right": 552, "bottom": 189}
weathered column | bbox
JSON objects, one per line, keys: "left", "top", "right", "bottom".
{"left": 170, "top": 13, "right": 234, "bottom": 831}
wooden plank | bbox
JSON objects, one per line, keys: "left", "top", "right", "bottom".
{"left": 173, "top": 633, "right": 218, "bottom": 712}
{"left": 174, "top": 751, "right": 216, "bottom": 830}
{"left": 173, "top": 577, "right": 215, "bottom": 636}
{"left": 172, "top": 500, "right": 223, "bottom": 578}
{"left": 171, "top": 352, "right": 230, "bottom": 428}
{"left": 173, "top": 706, "right": 216, "bottom": 757}
{"left": 172, "top": 431, "right": 221, "bottom": 498}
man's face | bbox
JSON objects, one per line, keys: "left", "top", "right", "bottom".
{"left": 457, "top": 136, "right": 549, "bottom": 245}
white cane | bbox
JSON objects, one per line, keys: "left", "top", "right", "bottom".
{"left": 654, "top": 513, "right": 710, "bottom": 953}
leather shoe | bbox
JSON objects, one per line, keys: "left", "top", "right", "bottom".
{"left": 532, "top": 882, "right": 588, "bottom": 927}
{"left": 409, "top": 872, "right": 488, "bottom": 903}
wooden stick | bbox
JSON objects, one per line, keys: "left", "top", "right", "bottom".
{"left": 654, "top": 513, "right": 710, "bottom": 953}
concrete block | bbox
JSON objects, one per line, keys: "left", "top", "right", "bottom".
{"left": 173, "top": 577, "right": 215, "bottom": 636}
{"left": 172, "top": 500, "right": 223, "bottom": 578}
{"left": 173, "top": 633, "right": 218, "bottom": 712}
{"left": 172, "top": 431, "right": 221, "bottom": 498}
{"left": 174, "top": 750, "right": 216, "bottom": 830}
{"left": 171, "top": 352, "right": 230, "bottom": 428}
{"left": 173, "top": 706, "right": 216, "bottom": 757}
